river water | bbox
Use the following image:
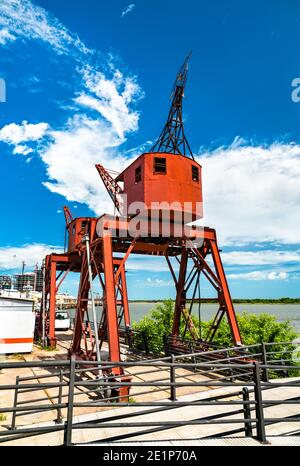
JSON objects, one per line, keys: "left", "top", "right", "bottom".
{"left": 67, "top": 303, "right": 300, "bottom": 334}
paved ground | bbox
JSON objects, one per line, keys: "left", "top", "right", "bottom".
{"left": 88, "top": 437, "right": 300, "bottom": 446}
{"left": 0, "top": 363, "right": 215, "bottom": 429}
{"left": 0, "top": 331, "right": 219, "bottom": 434}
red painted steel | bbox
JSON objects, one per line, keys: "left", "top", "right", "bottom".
{"left": 210, "top": 238, "right": 242, "bottom": 345}
{"left": 116, "top": 152, "right": 203, "bottom": 219}
{"left": 63, "top": 206, "right": 74, "bottom": 226}
{"left": 172, "top": 248, "right": 188, "bottom": 337}
{"left": 48, "top": 259, "right": 57, "bottom": 348}
{"left": 102, "top": 232, "right": 121, "bottom": 373}
{"left": 120, "top": 266, "right": 130, "bottom": 328}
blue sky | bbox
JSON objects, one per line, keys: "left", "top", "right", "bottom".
{"left": 0, "top": 0, "right": 300, "bottom": 299}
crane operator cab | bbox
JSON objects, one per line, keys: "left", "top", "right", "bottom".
{"left": 115, "top": 151, "right": 203, "bottom": 221}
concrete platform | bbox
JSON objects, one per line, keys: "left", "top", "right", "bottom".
{"left": 84, "top": 436, "right": 300, "bottom": 446}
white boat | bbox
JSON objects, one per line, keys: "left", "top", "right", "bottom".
{"left": 0, "top": 297, "right": 35, "bottom": 354}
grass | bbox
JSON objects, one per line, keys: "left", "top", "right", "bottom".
{"left": 7, "top": 353, "right": 24, "bottom": 361}
{"left": 42, "top": 346, "right": 57, "bottom": 352}
{"left": 0, "top": 414, "right": 7, "bottom": 422}
{"left": 36, "top": 344, "right": 57, "bottom": 352}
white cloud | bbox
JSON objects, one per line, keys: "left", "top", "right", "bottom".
{"left": 228, "top": 270, "right": 289, "bottom": 281}
{"left": 13, "top": 145, "right": 33, "bottom": 156}
{"left": 221, "top": 250, "right": 300, "bottom": 266}
{"left": 0, "top": 1, "right": 142, "bottom": 214}
{"left": 0, "top": 27, "right": 16, "bottom": 45}
{"left": 0, "top": 121, "right": 49, "bottom": 145}
{"left": 145, "top": 277, "right": 172, "bottom": 287}
{"left": 196, "top": 140, "right": 300, "bottom": 245}
{"left": 0, "top": 0, "right": 89, "bottom": 55}
{"left": 75, "top": 66, "right": 141, "bottom": 139}
{"left": 40, "top": 115, "right": 136, "bottom": 215}
{"left": 121, "top": 4, "right": 135, "bottom": 18}
{"left": 0, "top": 243, "right": 63, "bottom": 270}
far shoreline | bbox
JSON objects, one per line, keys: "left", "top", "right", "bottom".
{"left": 128, "top": 298, "right": 300, "bottom": 304}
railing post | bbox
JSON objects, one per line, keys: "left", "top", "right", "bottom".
{"left": 10, "top": 376, "right": 19, "bottom": 431}
{"left": 280, "top": 359, "right": 289, "bottom": 378}
{"left": 242, "top": 387, "right": 253, "bottom": 437}
{"left": 169, "top": 354, "right": 177, "bottom": 401}
{"left": 142, "top": 331, "right": 149, "bottom": 354}
{"left": 253, "top": 362, "right": 267, "bottom": 443}
{"left": 163, "top": 334, "right": 169, "bottom": 356}
{"left": 192, "top": 354, "right": 197, "bottom": 373}
{"left": 226, "top": 350, "right": 235, "bottom": 381}
{"left": 64, "top": 355, "right": 76, "bottom": 446}
{"left": 261, "top": 342, "right": 269, "bottom": 382}
{"left": 126, "top": 326, "right": 132, "bottom": 348}
{"left": 55, "top": 369, "right": 63, "bottom": 424}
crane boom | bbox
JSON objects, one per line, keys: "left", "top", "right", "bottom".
{"left": 151, "top": 52, "right": 194, "bottom": 159}
{"left": 95, "top": 164, "right": 124, "bottom": 214}
{"left": 63, "top": 206, "right": 74, "bottom": 226}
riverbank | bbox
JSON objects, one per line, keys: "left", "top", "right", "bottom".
{"left": 128, "top": 298, "right": 300, "bottom": 304}
{"left": 66, "top": 302, "right": 300, "bottom": 335}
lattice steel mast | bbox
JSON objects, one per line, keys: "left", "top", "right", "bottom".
{"left": 151, "top": 52, "right": 194, "bottom": 159}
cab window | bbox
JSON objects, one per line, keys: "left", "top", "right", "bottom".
{"left": 192, "top": 165, "right": 199, "bottom": 182}
{"left": 154, "top": 157, "right": 167, "bottom": 174}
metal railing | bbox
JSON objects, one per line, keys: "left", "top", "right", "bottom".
{"left": 72, "top": 319, "right": 151, "bottom": 355}
{"left": 0, "top": 341, "right": 299, "bottom": 446}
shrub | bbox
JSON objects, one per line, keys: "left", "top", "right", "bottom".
{"left": 202, "top": 312, "right": 297, "bottom": 348}
{"left": 132, "top": 299, "right": 174, "bottom": 354}
{"left": 132, "top": 301, "right": 299, "bottom": 376}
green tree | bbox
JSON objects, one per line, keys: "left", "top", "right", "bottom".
{"left": 202, "top": 312, "right": 297, "bottom": 348}
{"left": 132, "top": 301, "right": 298, "bottom": 376}
{"left": 132, "top": 299, "right": 174, "bottom": 354}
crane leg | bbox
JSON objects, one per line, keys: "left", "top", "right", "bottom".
{"left": 48, "top": 259, "right": 57, "bottom": 348}
{"left": 120, "top": 265, "right": 130, "bottom": 328}
{"left": 172, "top": 248, "right": 188, "bottom": 337}
{"left": 71, "top": 254, "right": 89, "bottom": 356}
{"left": 169, "top": 230, "right": 242, "bottom": 349}
{"left": 210, "top": 238, "right": 242, "bottom": 346}
{"left": 102, "top": 232, "right": 121, "bottom": 374}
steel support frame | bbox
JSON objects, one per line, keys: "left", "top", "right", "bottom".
{"left": 168, "top": 231, "right": 242, "bottom": 347}
{"left": 69, "top": 235, "right": 133, "bottom": 372}
{"left": 40, "top": 215, "right": 242, "bottom": 366}
{"left": 39, "top": 253, "right": 76, "bottom": 348}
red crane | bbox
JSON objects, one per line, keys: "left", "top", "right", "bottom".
{"left": 38, "top": 55, "right": 242, "bottom": 391}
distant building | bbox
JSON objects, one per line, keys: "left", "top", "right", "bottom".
{"left": 13, "top": 268, "right": 43, "bottom": 292}
{"left": 14, "top": 273, "right": 35, "bottom": 292}
{"left": 35, "top": 268, "right": 43, "bottom": 292}
{"left": 0, "top": 275, "right": 12, "bottom": 290}
{"left": 56, "top": 293, "right": 77, "bottom": 307}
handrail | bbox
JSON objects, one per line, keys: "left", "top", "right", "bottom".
{"left": 0, "top": 342, "right": 299, "bottom": 446}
